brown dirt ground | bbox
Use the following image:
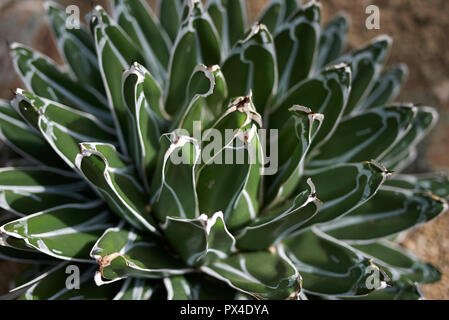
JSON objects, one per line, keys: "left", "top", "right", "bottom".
{"left": 0, "top": 0, "right": 448, "bottom": 299}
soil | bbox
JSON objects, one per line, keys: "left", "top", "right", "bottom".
{"left": 0, "top": 0, "right": 448, "bottom": 299}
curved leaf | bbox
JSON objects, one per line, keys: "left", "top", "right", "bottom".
{"left": 274, "top": 1, "right": 321, "bottom": 97}
{"left": 10, "top": 43, "right": 110, "bottom": 121}
{"left": 360, "top": 64, "right": 408, "bottom": 111}
{"left": 161, "top": 212, "right": 236, "bottom": 266}
{"left": 258, "top": 0, "right": 300, "bottom": 34}
{"left": 299, "top": 161, "right": 389, "bottom": 226}
{"left": 222, "top": 24, "right": 277, "bottom": 114}
{"left": 201, "top": 251, "right": 301, "bottom": 299}
{"left": 308, "top": 105, "right": 417, "bottom": 168}
{"left": 165, "top": 0, "right": 222, "bottom": 117}
{"left": 91, "top": 224, "right": 192, "bottom": 284}
{"left": 237, "top": 178, "right": 322, "bottom": 250}
{"left": 315, "top": 13, "right": 349, "bottom": 71}
{"left": 1, "top": 201, "right": 113, "bottom": 262}
{"left": 322, "top": 185, "right": 448, "bottom": 242}
{"left": 75, "top": 142, "right": 157, "bottom": 233}
{"left": 282, "top": 228, "right": 388, "bottom": 296}
{"left": 45, "top": 1, "right": 104, "bottom": 94}
{"left": 384, "top": 173, "right": 449, "bottom": 199}
{"left": 158, "top": 0, "right": 183, "bottom": 42}
{"left": 113, "top": 278, "right": 165, "bottom": 300}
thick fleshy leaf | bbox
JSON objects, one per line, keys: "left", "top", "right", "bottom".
{"left": 91, "top": 6, "right": 147, "bottom": 154}
{"left": 360, "top": 64, "right": 408, "bottom": 111}
{"left": 164, "top": 274, "right": 237, "bottom": 300}
{"left": 270, "top": 63, "right": 350, "bottom": 152}
{"left": 314, "top": 13, "right": 349, "bottom": 71}
{"left": 299, "top": 161, "right": 389, "bottom": 226}
{"left": 237, "top": 179, "right": 322, "bottom": 250}
{"left": 308, "top": 105, "right": 417, "bottom": 168}
{"left": 380, "top": 106, "right": 437, "bottom": 171}
{"left": 352, "top": 240, "right": 441, "bottom": 284}
{"left": 0, "top": 166, "right": 87, "bottom": 216}
{"left": 161, "top": 212, "right": 236, "bottom": 266}
{"left": 112, "top": 0, "right": 171, "bottom": 81}
{"left": 201, "top": 251, "right": 301, "bottom": 299}
{"left": 258, "top": 0, "right": 300, "bottom": 34}
{"left": 222, "top": 24, "right": 277, "bottom": 114}
{"left": 336, "top": 35, "right": 392, "bottom": 115}
{"left": 122, "top": 62, "right": 165, "bottom": 190}
{"left": 274, "top": 1, "right": 321, "bottom": 97}
{"left": 282, "top": 228, "right": 388, "bottom": 296}
{"left": 12, "top": 89, "right": 116, "bottom": 169}
{"left": 322, "top": 185, "right": 448, "bottom": 242}
{"left": 91, "top": 224, "right": 192, "bottom": 284}
{"left": 150, "top": 134, "right": 200, "bottom": 222}
{"left": 266, "top": 106, "right": 323, "bottom": 205}
{"left": 159, "top": 0, "right": 183, "bottom": 42}
{"left": 1, "top": 201, "right": 113, "bottom": 262}
{"left": 17, "top": 263, "right": 122, "bottom": 300}
{"left": 207, "top": 0, "right": 248, "bottom": 54}
{"left": 0, "top": 100, "right": 67, "bottom": 169}
{"left": 75, "top": 142, "right": 157, "bottom": 233}
{"left": 196, "top": 96, "right": 263, "bottom": 230}
{"left": 113, "top": 278, "right": 165, "bottom": 300}
{"left": 165, "top": 0, "right": 222, "bottom": 117}
{"left": 45, "top": 1, "right": 104, "bottom": 94}
{"left": 174, "top": 64, "right": 228, "bottom": 134}
{"left": 384, "top": 173, "right": 449, "bottom": 199}
{"left": 10, "top": 43, "right": 110, "bottom": 121}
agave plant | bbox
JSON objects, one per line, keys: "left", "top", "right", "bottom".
{"left": 0, "top": 0, "right": 448, "bottom": 300}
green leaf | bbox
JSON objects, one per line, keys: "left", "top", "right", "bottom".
{"left": 112, "top": 0, "right": 171, "bottom": 80}
{"left": 322, "top": 185, "right": 448, "bottom": 242}
{"left": 282, "top": 228, "right": 388, "bottom": 296}
{"left": 337, "top": 35, "right": 392, "bottom": 115}
{"left": 360, "top": 64, "right": 408, "bottom": 111}
{"left": 207, "top": 0, "right": 248, "bottom": 54}
{"left": 45, "top": 1, "right": 104, "bottom": 94}
{"left": 0, "top": 100, "right": 67, "bottom": 169}
{"left": 266, "top": 106, "right": 324, "bottom": 205}
{"left": 91, "top": 6, "right": 147, "bottom": 154}
{"left": 165, "top": 0, "right": 222, "bottom": 117}
{"left": 0, "top": 166, "right": 88, "bottom": 216}
{"left": 164, "top": 274, "right": 237, "bottom": 300}
{"left": 75, "top": 142, "right": 157, "bottom": 233}
{"left": 10, "top": 43, "right": 110, "bottom": 121}
{"left": 342, "top": 283, "right": 423, "bottom": 300}
{"left": 308, "top": 105, "right": 417, "bottom": 168}
{"left": 158, "top": 0, "right": 183, "bottom": 42}
{"left": 1, "top": 201, "right": 113, "bottom": 262}
{"left": 222, "top": 24, "right": 277, "bottom": 114}
{"left": 150, "top": 134, "right": 200, "bottom": 222}
{"left": 201, "top": 251, "right": 301, "bottom": 299}
{"left": 315, "top": 13, "right": 349, "bottom": 71}
{"left": 12, "top": 90, "right": 117, "bottom": 169}
{"left": 114, "top": 278, "right": 166, "bottom": 300}
{"left": 91, "top": 224, "right": 192, "bottom": 284}
{"left": 237, "top": 178, "right": 322, "bottom": 250}
{"left": 258, "top": 0, "right": 300, "bottom": 34}
{"left": 352, "top": 240, "right": 441, "bottom": 284}
{"left": 174, "top": 64, "right": 228, "bottom": 134}
{"left": 270, "top": 63, "right": 350, "bottom": 152}
{"left": 122, "top": 62, "right": 165, "bottom": 190}
{"left": 161, "top": 212, "right": 236, "bottom": 266}
{"left": 384, "top": 173, "right": 449, "bottom": 199}
{"left": 274, "top": 1, "right": 321, "bottom": 97}
{"left": 380, "top": 106, "right": 437, "bottom": 171}
{"left": 299, "top": 161, "right": 388, "bottom": 226}
{"left": 17, "top": 263, "right": 123, "bottom": 300}
{"left": 196, "top": 96, "right": 263, "bottom": 230}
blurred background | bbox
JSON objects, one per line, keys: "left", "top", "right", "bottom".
{"left": 0, "top": 0, "right": 448, "bottom": 299}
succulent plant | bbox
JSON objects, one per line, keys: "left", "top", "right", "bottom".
{"left": 0, "top": 0, "right": 448, "bottom": 300}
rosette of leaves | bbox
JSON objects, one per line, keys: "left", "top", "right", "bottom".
{"left": 0, "top": 0, "right": 448, "bottom": 300}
